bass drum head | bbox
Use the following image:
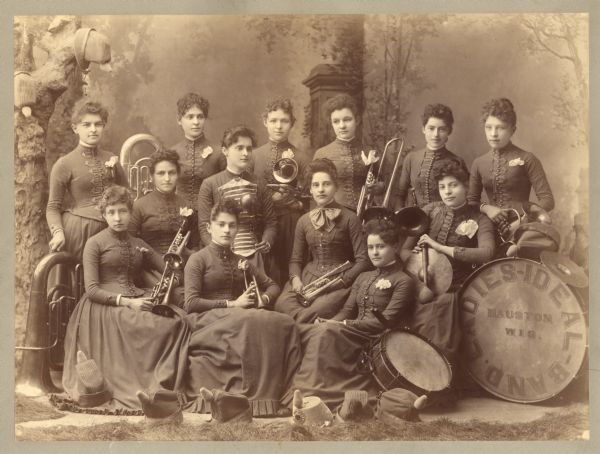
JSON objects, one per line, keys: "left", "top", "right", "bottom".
{"left": 384, "top": 330, "right": 452, "bottom": 393}
{"left": 459, "top": 258, "right": 588, "bottom": 403}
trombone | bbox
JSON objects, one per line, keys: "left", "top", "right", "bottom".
{"left": 357, "top": 137, "right": 404, "bottom": 219}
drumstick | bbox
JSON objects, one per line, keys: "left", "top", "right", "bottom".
{"left": 371, "top": 308, "right": 392, "bottom": 329}
{"left": 422, "top": 245, "right": 429, "bottom": 287}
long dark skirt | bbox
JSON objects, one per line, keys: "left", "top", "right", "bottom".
{"left": 184, "top": 308, "right": 302, "bottom": 416}
{"left": 62, "top": 212, "right": 106, "bottom": 261}
{"left": 283, "top": 323, "right": 380, "bottom": 409}
{"left": 267, "top": 210, "right": 303, "bottom": 287}
{"left": 409, "top": 292, "right": 461, "bottom": 364}
{"left": 62, "top": 294, "right": 192, "bottom": 409}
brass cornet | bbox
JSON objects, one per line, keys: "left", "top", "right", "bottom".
{"left": 150, "top": 217, "right": 191, "bottom": 317}
{"left": 240, "top": 262, "right": 268, "bottom": 309}
{"left": 297, "top": 261, "right": 351, "bottom": 307}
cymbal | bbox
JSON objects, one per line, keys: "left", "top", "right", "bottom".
{"left": 540, "top": 251, "right": 588, "bottom": 288}
{"left": 404, "top": 248, "right": 453, "bottom": 295}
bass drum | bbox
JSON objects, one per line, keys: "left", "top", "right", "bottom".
{"left": 370, "top": 329, "right": 452, "bottom": 396}
{"left": 459, "top": 258, "right": 587, "bottom": 403}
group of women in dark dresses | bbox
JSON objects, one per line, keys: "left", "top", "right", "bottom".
{"left": 47, "top": 93, "right": 554, "bottom": 418}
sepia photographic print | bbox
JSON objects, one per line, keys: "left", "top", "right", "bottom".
{"left": 7, "top": 0, "right": 596, "bottom": 450}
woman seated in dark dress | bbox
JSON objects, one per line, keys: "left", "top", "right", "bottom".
{"left": 287, "top": 219, "right": 415, "bottom": 408}
{"left": 183, "top": 200, "right": 302, "bottom": 416}
{"left": 62, "top": 186, "right": 192, "bottom": 410}
{"left": 401, "top": 161, "right": 496, "bottom": 363}
{"left": 274, "top": 158, "right": 370, "bottom": 323}
{"left": 129, "top": 149, "right": 191, "bottom": 256}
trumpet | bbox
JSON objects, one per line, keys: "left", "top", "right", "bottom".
{"left": 357, "top": 138, "right": 404, "bottom": 220}
{"left": 150, "top": 219, "right": 191, "bottom": 317}
{"left": 297, "top": 261, "right": 351, "bottom": 307}
{"left": 242, "top": 269, "right": 268, "bottom": 309}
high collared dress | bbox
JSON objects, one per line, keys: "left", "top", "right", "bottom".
{"left": 197, "top": 169, "right": 277, "bottom": 267}
{"left": 61, "top": 228, "right": 193, "bottom": 409}
{"left": 402, "top": 202, "right": 496, "bottom": 360}
{"left": 46, "top": 144, "right": 128, "bottom": 260}
{"left": 170, "top": 135, "right": 226, "bottom": 248}
{"left": 285, "top": 261, "right": 415, "bottom": 408}
{"left": 273, "top": 202, "right": 370, "bottom": 323}
{"left": 250, "top": 139, "right": 309, "bottom": 286}
{"left": 467, "top": 141, "right": 554, "bottom": 212}
{"left": 183, "top": 242, "right": 302, "bottom": 416}
{"left": 396, "top": 146, "right": 468, "bottom": 209}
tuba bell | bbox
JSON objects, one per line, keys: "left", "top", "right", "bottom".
{"left": 119, "top": 133, "right": 162, "bottom": 200}
{"left": 395, "top": 206, "right": 430, "bottom": 237}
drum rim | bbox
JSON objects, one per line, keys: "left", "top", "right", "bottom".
{"left": 370, "top": 327, "right": 453, "bottom": 394}
{"left": 458, "top": 257, "right": 589, "bottom": 403}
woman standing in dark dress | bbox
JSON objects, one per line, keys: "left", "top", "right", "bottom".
{"left": 170, "top": 93, "right": 226, "bottom": 248}
{"left": 62, "top": 186, "right": 192, "bottom": 409}
{"left": 274, "top": 158, "right": 370, "bottom": 323}
{"left": 396, "top": 103, "right": 468, "bottom": 209}
{"left": 47, "top": 100, "right": 127, "bottom": 260}
{"left": 468, "top": 98, "right": 554, "bottom": 233}
{"left": 312, "top": 94, "right": 373, "bottom": 212}
{"left": 401, "top": 162, "right": 496, "bottom": 362}
{"left": 287, "top": 219, "right": 415, "bottom": 408}
{"left": 184, "top": 200, "right": 302, "bottom": 416}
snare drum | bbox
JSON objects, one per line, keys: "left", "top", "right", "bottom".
{"left": 369, "top": 329, "right": 452, "bottom": 396}
{"left": 459, "top": 258, "right": 587, "bottom": 403}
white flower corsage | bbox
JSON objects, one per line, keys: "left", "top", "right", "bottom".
{"left": 104, "top": 156, "right": 119, "bottom": 168}
{"left": 455, "top": 219, "right": 479, "bottom": 239}
{"left": 201, "top": 146, "right": 213, "bottom": 159}
{"left": 179, "top": 206, "right": 194, "bottom": 217}
{"left": 375, "top": 278, "right": 392, "bottom": 290}
{"left": 282, "top": 148, "right": 295, "bottom": 159}
{"left": 361, "top": 149, "right": 379, "bottom": 166}
{"left": 237, "top": 259, "right": 249, "bottom": 271}
{"left": 508, "top": 158, "right": 525, "bottom": 167}
{"left": 135, "top": 246, "right": 149, "bottom": 254}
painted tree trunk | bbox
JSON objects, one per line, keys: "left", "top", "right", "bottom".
{"left": 14, "top": 16, "right": 82, "bottom": 349}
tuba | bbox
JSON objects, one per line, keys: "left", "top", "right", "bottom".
{"left": 150, "top": 216, "right": 191, "bottom": 317}
{"left": 120, "top": 133, "right": 162, "bottom": 200}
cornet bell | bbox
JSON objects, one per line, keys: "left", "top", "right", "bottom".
{"left": 273, "top": 158, "right": 298, "bottom": 184}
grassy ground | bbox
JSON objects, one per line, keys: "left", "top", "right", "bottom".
{"left": 15, "top": 396, "right": 588, "bottom": 441}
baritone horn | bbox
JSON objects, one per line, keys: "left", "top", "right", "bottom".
{"left": 120, "top": 133, "right": 162, "bottom": 199}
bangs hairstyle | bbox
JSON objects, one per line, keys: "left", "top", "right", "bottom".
{"left": 324, "top": 94, "right": 360, "bottom": 120}
{"left": 71, "top": 100, "right": 108, "bottom": 124}
{"left": 481, "top": 98, "right": 517, "bottom": 128}
{"left": 422, "top": 103, "right": 454, "bottom": 132}
{"left": 177, "top": 92, "right": 210, "bottom": 119}
{"left": 210, "top": 199, "right": 241, "bottom": 222}
{"left": 221, "top": 125, "right": 257, "bottom": 149}
{"left": 149, "top": 149, "right": 181, "bottom": 175}
{"left": 433, "top": 161, "right": 470, "bottom": 187}
{"left": 98, "top": 185, "right": 134, "bottom": 213}
{"left": 262, "top": 97, "right": 296, "bottom": 125}
{"left": 364, "top": 218, "right": 400, "bottom": 246}
{"left": 305, "top": 158, "right": 338, "bottom": 186}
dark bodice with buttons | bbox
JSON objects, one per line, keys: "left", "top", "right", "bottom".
{"left": 289, "top": 203, "right": 370, "bottom": 286}
{"left": 313, "top": 138, "right": 369, "bottom": 211}
{"left": 82, "top": 228, "right": 165, "bottom": 305}
{"left": 332, "top": 261, "right": 415, "bottom": 334}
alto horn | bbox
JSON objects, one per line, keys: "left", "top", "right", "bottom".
{"left": 119, "top": 133, "right": 162, "bottom": 199}
{"left": 273, "top": 158, "right": 298, "bottom": 184}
